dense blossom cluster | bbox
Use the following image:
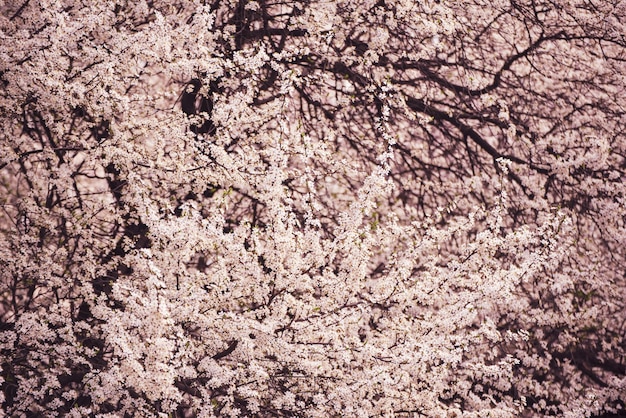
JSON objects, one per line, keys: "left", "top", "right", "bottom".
{"left": 1, "top": 0, "right": 625, "bottom": 416}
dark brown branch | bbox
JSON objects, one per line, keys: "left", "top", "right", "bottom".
{"left": 212, "top": 339, "right": 238, "bottom": 360}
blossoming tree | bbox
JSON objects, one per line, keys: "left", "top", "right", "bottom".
{"left": 1, "top": 0, "right": 625, "bottom": 416}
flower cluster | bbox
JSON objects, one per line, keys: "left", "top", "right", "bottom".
{"left": 1, "top": 0, "right": 624, "bottom": 416}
